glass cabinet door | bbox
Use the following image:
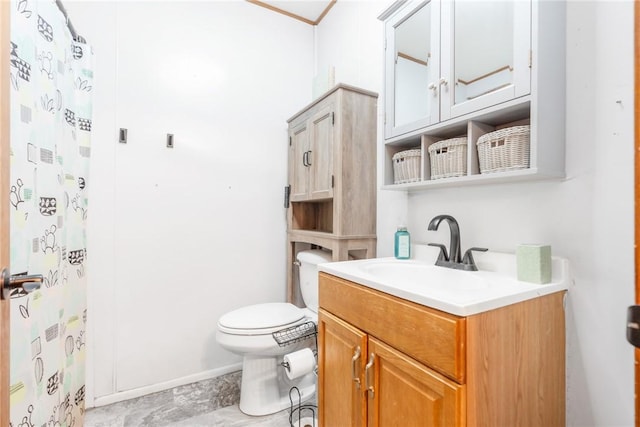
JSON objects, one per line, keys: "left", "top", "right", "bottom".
{"left": 384, "top": 0, "right": 440, "bottom": 139}
{"left": 440, "top": 0, "right": 531, "bottom": 121}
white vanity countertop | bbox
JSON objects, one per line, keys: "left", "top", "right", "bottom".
{"left": 317, "top": 245, "right": 571, "bottom": 317}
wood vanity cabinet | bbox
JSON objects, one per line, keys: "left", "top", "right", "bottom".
{"left": 318, "top": 272, "right": 566, "bottom": 427}
{"left": 286, "top": 85, "right": 378, "bottom": 304}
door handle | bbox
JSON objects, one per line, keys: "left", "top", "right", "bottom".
{"left": 1, "top": 269, "right": 43, "bottom": 299}
{"left": 351, "top": 346, "right": 361, "bottom": 389}
{"left": 365, "top": 353, "right": 375, "bottom": 398}
{"left": 628, "top": 305, "right": 640, "bottom": 347}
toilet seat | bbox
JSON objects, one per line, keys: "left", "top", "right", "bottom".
{"left": 217, "top": 302, "right": 305, "bottom": 335}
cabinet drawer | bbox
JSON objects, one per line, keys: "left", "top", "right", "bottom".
{"left": 319, "top": 272, "right": 466, "bottom": 383}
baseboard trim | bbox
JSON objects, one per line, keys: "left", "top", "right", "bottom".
{"left": 90, "top": 363, "right": 243, "bottom": 408}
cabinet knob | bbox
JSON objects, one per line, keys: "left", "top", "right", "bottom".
{"left": 428, "top": 82, "right": 438, "bottom": 97}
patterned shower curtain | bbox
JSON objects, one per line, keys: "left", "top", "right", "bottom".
{"left": 8, "top": 0, "right": 93, "bottom": 425}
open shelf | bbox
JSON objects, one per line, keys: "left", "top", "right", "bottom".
{"left": 381, "top": 98, "right": 563, "bottom": 190}
{"left": 291, "top": 201, "right": 334, "bottom": 234}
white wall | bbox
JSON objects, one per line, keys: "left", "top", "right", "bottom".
{"left": 318, "top": 1, "right": 634, "bottom": 425}
{"left": 66, "top": 0, "right": 314, "bottom": 405}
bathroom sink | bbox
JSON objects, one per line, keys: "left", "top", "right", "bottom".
{"left": 317, "top": 251, "right": 571, "bottom": 316}
{"left": 359, "top": 259, "right": 489, "bottom": 292}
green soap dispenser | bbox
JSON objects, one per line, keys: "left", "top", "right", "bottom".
{"left": 394, "top": 226, "right": 410, "bottom": 259}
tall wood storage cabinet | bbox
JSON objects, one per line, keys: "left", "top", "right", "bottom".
{"left": 286, "top": 85, "right": 378, "bottom": 304}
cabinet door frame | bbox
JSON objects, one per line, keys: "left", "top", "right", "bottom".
{"left": 384, "top": 0, "right": 441, "bottom": 139}
{"left": 440, "top": 0, "right": 532, "bottom": 121}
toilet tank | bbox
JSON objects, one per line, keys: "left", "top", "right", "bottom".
{"left": 297, "top": 249, "right": 332, "bottom": 313}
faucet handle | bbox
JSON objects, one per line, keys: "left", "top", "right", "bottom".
{"left": 428, "top": 243, "right": 449, "bottom": 262}
{"left": 462, "top": 247, "right": 488, "bottom": 268}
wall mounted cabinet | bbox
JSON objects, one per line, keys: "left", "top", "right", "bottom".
{"left": 379, "top": 0, "right": 565, "bottom": 190}
{"left": 286, "top": 85, "right": 378, "bottom": 304}
{"left": 318, "top": 273, "right": 566, "bottom": 426}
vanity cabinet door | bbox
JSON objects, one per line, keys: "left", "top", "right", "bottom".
{"left": 439, "top": 0, "right": 531, "bottom": 121}
{"left": 366, "top": 337, "right": 465, "bottom": 427}
{"left": 318, "top": 309, "right": 368, "bottom": 427}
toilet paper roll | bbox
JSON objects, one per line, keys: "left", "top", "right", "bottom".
{"left": 283, "top": 348, "right": 316, "bottom": 380}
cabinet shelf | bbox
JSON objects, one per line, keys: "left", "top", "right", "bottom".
{"left": 382, "top": 167, "right": 563, "bottom": 191}
{"left": 288, "top": 229, "right": 376, "bottom": 242}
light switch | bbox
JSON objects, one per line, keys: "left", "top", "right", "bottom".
{"left": 119, "top": 128, "right": 127, "bottom": 144}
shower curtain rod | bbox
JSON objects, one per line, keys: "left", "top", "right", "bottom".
{"left": 55, "top": 0, "right": 85, "bottom": 43}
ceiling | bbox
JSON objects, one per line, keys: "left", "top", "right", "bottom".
{"left": 247, "top": 0, "right": 337, "bottom": 25}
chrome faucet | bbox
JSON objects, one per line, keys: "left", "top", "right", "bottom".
{"left": 427, "top": 214, "right": 487, "bottom": 271}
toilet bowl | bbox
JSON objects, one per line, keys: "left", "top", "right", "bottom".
{"left": 215, "top": 249, "right": 332, "bottom": 416}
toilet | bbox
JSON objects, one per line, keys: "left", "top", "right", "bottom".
{"left": 216, "top": 249, "right": 332, "bottom": 416}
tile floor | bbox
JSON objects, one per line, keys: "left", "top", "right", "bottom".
{"left": 84, "top": 371, "right": 318, "bottom": 427}
{"left": 85, "top": 402, "right": 294, "bottom": 427}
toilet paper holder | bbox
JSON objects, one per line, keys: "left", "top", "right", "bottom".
{"left": 288, "top": 386, "right": 317, "bottom": 427}
{"left": 281, "top": 348, "right": 318, "bottom": 374}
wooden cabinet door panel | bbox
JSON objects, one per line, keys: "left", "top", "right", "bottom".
{"left": 290, "top": 122, "right": 309, "bottom": 201}
{"left": 309, "top": 105, "right": 334, "bottom": 200}
{"left": 368, "top": 337, "right": 465, "bottom": 427}
{"left": 318, "top": 309, "right": 367, "bottom": 427}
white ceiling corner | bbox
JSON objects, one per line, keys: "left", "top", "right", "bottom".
{"left": 254, "top": 0, "right": 335, "bottom": 24}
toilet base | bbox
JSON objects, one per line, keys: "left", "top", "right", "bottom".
{"left": 238, "top": 353, "right": 316, "bottom": 416}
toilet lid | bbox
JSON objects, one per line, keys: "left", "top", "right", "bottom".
{"left": 218, "top": 302, "right": 304, "bottom": 334}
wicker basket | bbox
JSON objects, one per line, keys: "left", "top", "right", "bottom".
{"left": 392, "top": 148, "right": 421, "bottom": 184}
{"left": 428, "top": 137, "right": 468, "bottom": 180}
{"left": 477, "top": 125, "right": 530, "bottom": 174}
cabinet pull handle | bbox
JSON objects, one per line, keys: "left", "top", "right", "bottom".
{"left": 306, "top": 150, "right": 312, "bottom": 166}
{"left": 351, "top": 346, "right": 361, "bottom": 389}
{"left": 439, "top": 77, "right": 449, "bottom": 86}
{"left": 302, "top": 151, "right": 308, "bottom": 167}
{"left": 365, "top": 353, "right": 375, "bottom": 398}
{"left": 428, "top": 82, "right": 438, "bottom": 93}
